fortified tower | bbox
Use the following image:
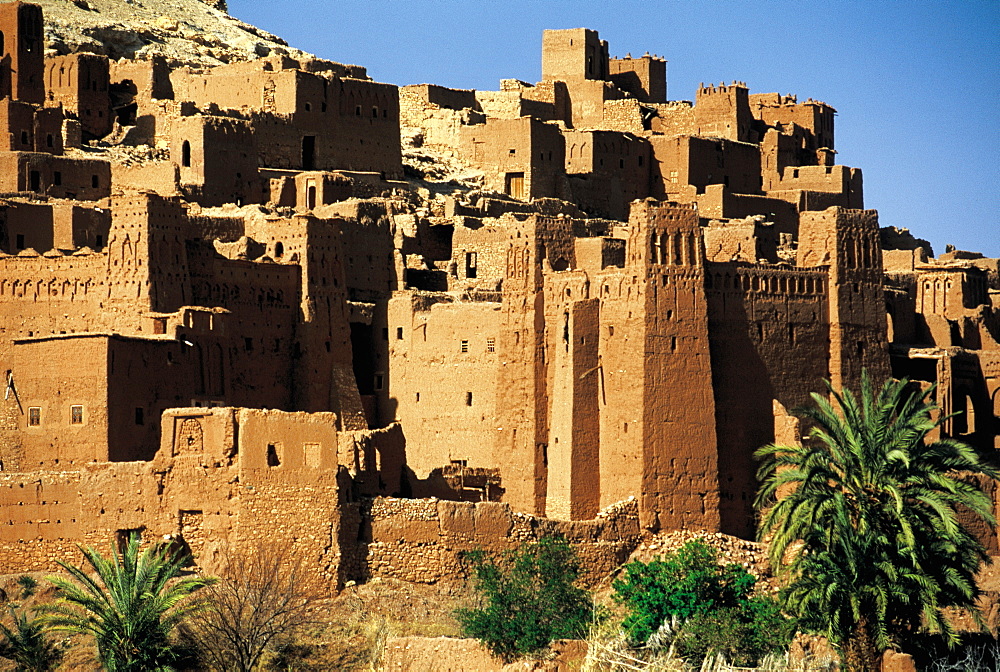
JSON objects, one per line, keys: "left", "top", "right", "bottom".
{"left": 0, "top": 1, "right": 44, "bottom": 104}
{"left": 799, "top": 207, "right": 890, "bottom": 391}
{"left": 600, "top": 201, "right": 720, "bottom": 531}
{"left": 695, "top": 82, "right": 752, "bottom": 142}
{"left": 541, "top": 28, "right": 609, "bottom": 82}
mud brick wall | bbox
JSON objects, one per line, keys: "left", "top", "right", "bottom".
{"left": 348, "top": 496, "right": 641, "bottom": 587}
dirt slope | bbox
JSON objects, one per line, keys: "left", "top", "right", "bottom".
{"left": 33, "top": 0, "right": 317, "bottom": 66}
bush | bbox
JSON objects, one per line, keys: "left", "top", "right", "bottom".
{"left": 612, "top": 539, "right": 792, "bottom": 665}
{"left": 16, "top": 576, "right": 37, "bottom": 600}
{"left": 456, "top": 536, "right": 593, "bottom": 662}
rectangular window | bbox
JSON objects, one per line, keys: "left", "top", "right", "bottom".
{"left": 27, "top": 407, "right": 40, "bottom": 426}
{"left": 134, "top": 407, "right": 144, "bottom": 425}
{"left": 70, "top": 405, "right": 83, "bottom": 425}
{"left": 243, "top": 337, "right": 253, "bottom": 352}
{"left": 486, "top": 338, "right": 495, "bottom": 353}
{"left": 466, "top": 392, "right": 473, "bottom": 406}
{"left": 460, "top": 340, "right": 469, "bottom": 353}
{"left": 396, "top": 327, "right": 403, "bottom": 340}
{"left": 374, "top": 373, "right": 384, "bottom": 391}
{"left": 304, "top": 442, "right": 321, "bottom": 468}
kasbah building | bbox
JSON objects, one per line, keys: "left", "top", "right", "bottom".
{"left": 0, "top": 0, "right": 998, "bottom": 591}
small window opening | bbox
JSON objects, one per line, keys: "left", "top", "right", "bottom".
{"left": 465, "top": 392, "right": 473, "bottom": 406}
{"left": 374, "top": 374, "right": 384, "bottom": 391}
{"left": 372, "top": 106, "right": 378, "bottom": 118}
{"left": 355, "top": 105, "right": 362, "bottom": 116}
{"left": 396, "top": 327, "right": 403, "bottom": 340}
{"left": 460, "top": 340, "right": 469, "bottom": 353}
{"left": 91, "top": 175, "right": 99, "bottom": 189}
{"left": 28, "top": 407, "right": 40, "bottom": 426}
{"left": 134, "top": 407, "right": 144, "bottom": 425}
{"left": 70, "top": 405, "right": 83, "bottom": 425}
{"left": 95, "top": 234, "right": 103, "bottom": 247}
{"left": 415, "top": 392, "right": 420, "bottom": 402}
{"left": 266, "top": 444, "right": 281, "bottom": 467}
{"left": 20, "top": 131, "right": 28, "bottom": 145}
{"left": 46, "top": 134, "right": 53, "bottom": 147}
{"left": 244, "top": 337, "right": 253, "bottom": 352}
{"left": 181, "top": 140, "right": 191, "bottom": 167}
{"left": 486, "top": 338, "right": 496, "bottom": 353}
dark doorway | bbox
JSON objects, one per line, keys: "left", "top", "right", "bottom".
{"left": 302, "top": 135, "right": 316, "bottom": 170}
{"left": 29, "top": 170, "right": 40, "bottom": 192}
{"left": 350, "top": 322, "right": 376, "bottom": 395}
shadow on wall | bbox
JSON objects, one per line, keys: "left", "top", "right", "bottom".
{"left": 403, "top": 464, "right": 505, "bottom": 503}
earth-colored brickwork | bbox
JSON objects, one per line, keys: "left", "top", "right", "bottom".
{"left": 0, "top": 3, "right": 997, "bottom": 591}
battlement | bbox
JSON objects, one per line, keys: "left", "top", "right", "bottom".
{"left": 697, "top": 81, "right": 748, "bottom": 96}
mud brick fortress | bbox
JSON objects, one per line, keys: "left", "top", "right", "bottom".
{"left": 0, "top": 5, "right": 997, "bottom": 589}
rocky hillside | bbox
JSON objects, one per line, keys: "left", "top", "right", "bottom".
{"left": 33, "top": 0, "right": 318, "bottom": 66}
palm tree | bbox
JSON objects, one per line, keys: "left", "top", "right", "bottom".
{"left": 755, "top": 372, "right": 999, "bottom": 672}
{"left": 40, "top": 533, "right": 213, "bottom": 672}
{"left": 0, "top": 606, "right": 63, "bottom": 672}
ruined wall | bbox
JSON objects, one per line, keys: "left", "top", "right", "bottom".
{"left": 749, "top": 94, "right": 835, "bottom": 151}
{"left": 347, "top": 496, "right": 641, "bottom": 587}
{"left": 0, "top": 98, "right": 62, "bottom": 154}
{"left": 45, "top": 53, "right": 112, "bottom": 138}
{"left": 0, "top": 152, "right": 110, "bottom": 200}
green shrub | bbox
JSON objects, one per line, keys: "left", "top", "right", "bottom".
{"left": 674, "top": 598, "right": 794, "bottom": 666}
{"left": 0, "top": 606, "right": 64, "bottom": 672}
{"left": 612, "top": 539, "right": 792, "bottom": 665}
{"left": 16, "top": 576, "right": 37, "bottom": 600}
{"left": 456, "top": 536, "right": 593, "bottom": 662}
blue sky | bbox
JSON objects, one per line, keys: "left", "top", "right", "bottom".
{"left": 230, "top": 0, "right": 1000, "bottom": 258}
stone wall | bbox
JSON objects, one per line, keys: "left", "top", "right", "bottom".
{"left": 346, "top": 496, "right": 641, "bottom": 587}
